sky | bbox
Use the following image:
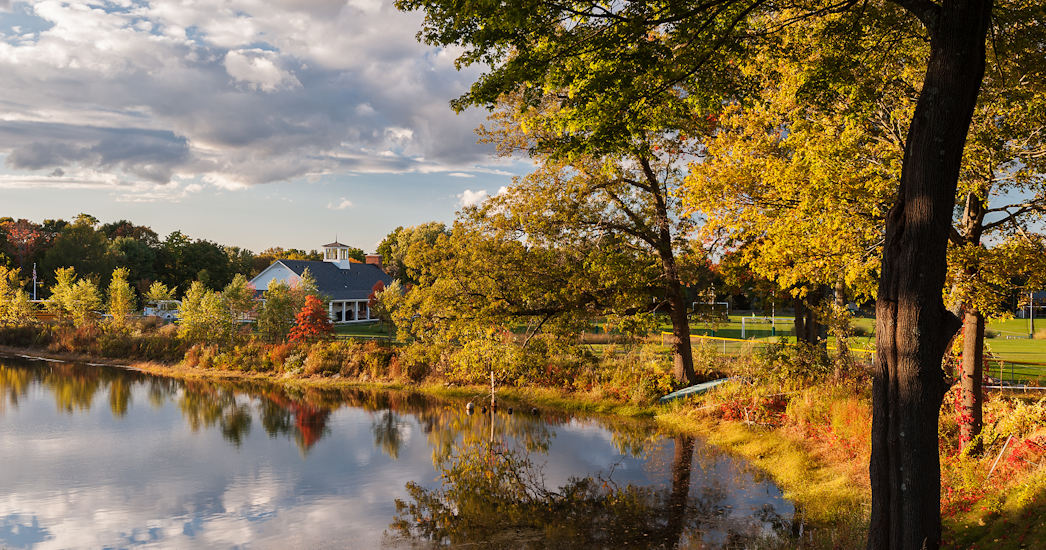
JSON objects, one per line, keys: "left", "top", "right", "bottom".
{"left": 0, "top": 0, "right": 527, "bottom": 252}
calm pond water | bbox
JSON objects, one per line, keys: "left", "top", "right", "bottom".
{"left": 0, "top": 353, "right": 798, "bottom": 549}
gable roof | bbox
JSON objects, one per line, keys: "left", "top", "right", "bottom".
{"left": 323, "top": 241, "right": 349, "bottom": 248}
{"left": 272, "top": 260, "right": 392, "bottom": 301}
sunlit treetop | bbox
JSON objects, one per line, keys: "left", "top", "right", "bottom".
{"left": 396, "top": 0, "right": 763, "bottom": 157}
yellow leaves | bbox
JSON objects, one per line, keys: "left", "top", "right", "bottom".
{"left": 680, "top": 29, "right": 896, "bottom": 300}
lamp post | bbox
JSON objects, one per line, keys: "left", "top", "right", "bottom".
{"left": 1030, "top": 291, "right": 1035, "bottom": 339}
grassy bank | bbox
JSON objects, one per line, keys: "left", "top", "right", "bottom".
{"left": 3, "top": 329, "right": 1044, "bottom": 549}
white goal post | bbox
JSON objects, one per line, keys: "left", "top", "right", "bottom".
{"left": 740, "top": 316, "right": 792, "bottom": 339}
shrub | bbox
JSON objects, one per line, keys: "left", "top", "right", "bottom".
{"left": 268, "top": 342, "right": 298, "bottom": 371}
{"left": 0, "top": 325, "right": 52, "bottom": 347}
{"left": 753, "top": 341, "right": 833, "bottom": 386}
{"left": 303, "top": 342, "right": 343, "bottom": 376}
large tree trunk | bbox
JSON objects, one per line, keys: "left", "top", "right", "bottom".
{"left": 666, "top": 269, "right": 698, "bottom": 385}
{"left": 956, "top": 191, "right": 986, "bottom": 454}
{"left": 869, "top": 1, "right": 993, "bottom": 548}
{"left": 642, "top": 156, "right": 698, "bottom": 386}
{"left": 794, "top": 290, "right": 826, "bottom": 347}
{"left": 960, "top": 309, "right": 984, "bottom": 453}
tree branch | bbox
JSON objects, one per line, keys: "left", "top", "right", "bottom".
{"left": 887, "top": 0, "right": 940, "bottom": 31}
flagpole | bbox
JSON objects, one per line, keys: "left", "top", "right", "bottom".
{"left": 32, "top": 263, "right": 37, "bottom": 301}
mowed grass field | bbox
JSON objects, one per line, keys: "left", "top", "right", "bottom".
{"left": 682, "top": 313, "right": 1046, "bottom": 382}
{"left": 337, "top": 313, "right": 1046, "bottom": 382}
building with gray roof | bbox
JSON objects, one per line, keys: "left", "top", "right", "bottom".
{"left": 250, "top": 242, "right": 392, "bottom": 323}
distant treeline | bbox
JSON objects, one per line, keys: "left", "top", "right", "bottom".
{"left": 0, "top": 213, "right": 365, "bottom": 297}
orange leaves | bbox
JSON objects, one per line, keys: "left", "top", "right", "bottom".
{"left": 289, "top": 295, "right": 333, "bottom": 343}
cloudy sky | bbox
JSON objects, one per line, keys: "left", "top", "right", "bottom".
{"left": 0, "top": 0, "right": 524, "bottom": 252}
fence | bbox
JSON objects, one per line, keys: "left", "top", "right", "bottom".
{"left": 662, "top": 332, "right": 1046, "bottom": 384}
{"left": 660, "top": 332, "right": 875, "bottom": 357}
{"left": 985, "top": 358, "right": 1046, "bottom": 384}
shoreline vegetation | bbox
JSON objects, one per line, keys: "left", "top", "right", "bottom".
{"left": 3, "top": 323, "right": 1043, "bottom": 549}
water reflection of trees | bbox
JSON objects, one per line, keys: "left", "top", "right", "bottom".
{"left": 0, "top": 357, "right": 583, "bottom": 457}
{"left": 389, "top": 432, "right": 791, "bottom": 549}
{"left": 2, "top": 357, "right": 679, "bottom": 462}
{"left": 1, "top": 355, "right": 800, "bottom": 547}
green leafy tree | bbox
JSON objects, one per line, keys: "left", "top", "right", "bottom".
{"left": 108, "top": 236, "right": 157, "bottom": 285}
{"left": 256, "top": 272, "right": 320, "bottom": 343}
{"left": 40, "top": 214, "right": 115, "bottom": 283}
{"left": 98, "top": 220, "right": 160, "bottom": 246}
{"left": 293, "top": 268, "right": 319, "bottom": 298}
{"left": 178, "top": 281, "right": 234, "bottom": 345}
{"left": 376, "top": 223, "right": 450, "bottom": 284}
{"left": 388, "top": 220, "right": 618, "bottom": 384}
{"left": 45, "top": 267, "right": 101, "bottom": 326}
{"left": 144, "top": 281, "right": 174, "bottom": 304}
{"left": 68, "top": 279, "right": 103, "bottom": 328}
{"left": 394, "top": 1, "right": 1028, "bottom": 543}
{"left": 222, "top": 274, "right": 256, "bottom": 321}
{"left": 159, "top": 231, "right": 234, "bottom": 291}
{"left": 372, "top": 279, "right": 403, "bottom": 333}
{"left": 105, "top": 267, "right": 136, "bottom": 329}
{"left": 683, "top": 14, "right": 902, "bottom": 352}
{"left": 477, "top": 95, "right": 707, "bottom": 384}
{"left": 45, "top": 267, "right": 77, "bottom": 322}
{"left": 941, "top": 5, "right": 1046, "bottom": 452}
{"left": 686, "top": 4, "right": 1046, "bottom": 454}
{"left": 0, "top": 266, "right": 35, "bottom": 327}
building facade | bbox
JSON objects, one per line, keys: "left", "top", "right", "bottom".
{"left": 250, "top": 242, "right": 392, "bottom": 323}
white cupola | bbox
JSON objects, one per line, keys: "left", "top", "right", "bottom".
{"left": 322, "top": 241, "right": 353, "bottom": 270}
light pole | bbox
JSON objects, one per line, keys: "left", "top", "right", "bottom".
{"left": 1030, "top": 291, "right": 1036, "bottom": 339}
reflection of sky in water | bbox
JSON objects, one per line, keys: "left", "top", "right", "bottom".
{"left": 0, "top": 357, "right": 793, "bottom": 548}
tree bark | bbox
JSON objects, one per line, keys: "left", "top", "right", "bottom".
{"left": 794, "top": 290, "right": 826, "bottom": 347}
{"left": 794, "top": 296, "right": 808, "bottom": 343}
{"left": 869, "top": 1, "right": 993, "bottom": 548}
{"left": 665, "top": 265, "right": 698, "bottom": 385}
{"left": 834, "top": 280, "right": 852, "bottom": 365}
{"left": 960, "top": 309, "right": 984, "bottom": 453}
{"left": 956, "top": 191, "right": 986, "bottom": 454}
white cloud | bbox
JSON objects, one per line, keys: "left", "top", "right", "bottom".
{"left": 224, "top": 49, "right": 301, "bottom": 92}
{"left": 328, "top": 197, "right": 353, "bottom": 210}
{"left": 458, "top": 188, "right": 488, "bottom": 207}
{"left": 0, "top": 0, "right": 504, "bottom": 199}
{"left": 447, "top": 172, "right": 474, "bottom": 178}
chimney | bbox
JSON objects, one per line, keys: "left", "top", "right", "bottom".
{"left": 365, "top": 254, "right": 383, "bottom": 268}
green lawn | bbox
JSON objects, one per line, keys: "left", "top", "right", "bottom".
{"left": 333, "top": 322, "right": 394, "bottom": 339}
{"left": 680, "top": 313, "right": 1046, "bottom": 382}
{"left": 339, "top": 313, "right": 1046, "bottom": 382}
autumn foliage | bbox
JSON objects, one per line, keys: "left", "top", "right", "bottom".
{"left": 289, "top": 295, "right": 333, "bottom": 342}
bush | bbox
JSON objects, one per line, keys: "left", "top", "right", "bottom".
{"left": 0, "top": 325, "right": 52, "bottom": 347}
{"left": 753, "top": 341, "right": 833, "bottom": 386}
{"left": 584, "top": 344, "right": 674, "bottom": 403}
{"left": 303, "top": 342, "right": 343, "bottom": 376}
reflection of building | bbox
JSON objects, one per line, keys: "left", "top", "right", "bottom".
{"left": 250, "top": 241, "right": 392, "bottom": 323}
